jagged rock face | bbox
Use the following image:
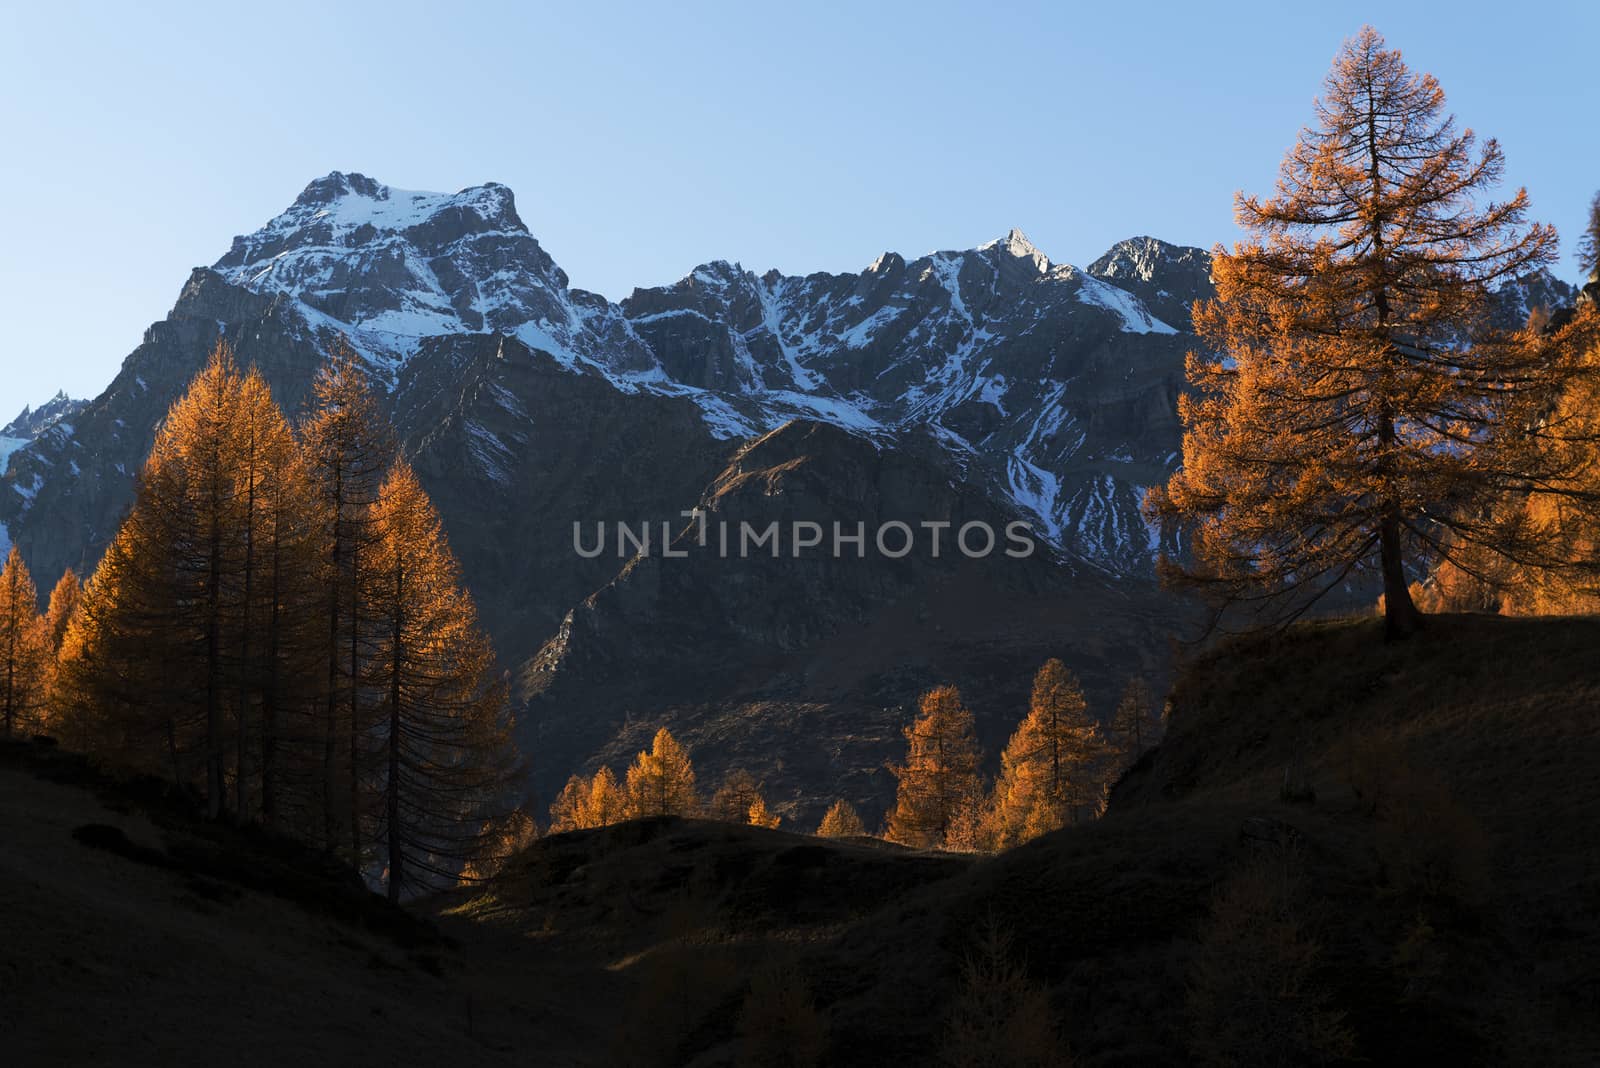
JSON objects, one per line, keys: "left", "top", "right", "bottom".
{"left": 0, "top": 392, "right": 88, "bottom": 557}
{"left": 395, "top": 334, "right": 730, "bottom": 664}
{"left": 1491, "top": 269, "right": 1580, "bottom": 329}
{"left": 1087, "top": 236, "right": 1216, "bottom": 330}
{"left": 614, "top": 227, "right": 1202, "bottom": 564}
{"left": 211, "top": 174, "right": 659, "bottom": 383}
{"left": 1, "top": 391, "right": 87, "bottom": 442}
{"left": 205, "top": 174, "right": 1212, "bottom": 569}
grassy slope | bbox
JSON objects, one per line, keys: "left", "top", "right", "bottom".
{"left": 5, "top": 615, "right": 1599, "bottom": 1066}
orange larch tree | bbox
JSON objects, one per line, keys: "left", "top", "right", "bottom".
{"left": 362, "top": 461, "right": 521, "bottom": 902}
{"left": 816, "top": 799, "right": 866, "bottom": 838}
{"left": 300, "top": 346, "right": 394, "bottom": 857}
{"left": 988, "top": 659, "right": 1108, "bottom": 848}
{"left": 549, "top": 766, "right": 630, "bottom": 832}
{"left": 232, "top": 366, "right": 325, "bottom": 822}
{"left": 625, "top": 726, "right": 698, "bottom": 818}
{"left": 579, "top": 766, "right": 627, "bottom": 827}
{"left": 1146, "top": 26, "right": 1592, "bottom": 639}
{"left": 886, "top": 685, "right": 984, "bottom": 850}
{"left": 53, "top": 345, "right": 324, "bottom": 818}
{"left": 0, "top": 547, "right": 51, "bottom": 737}
{"left": 746, "top": 794, "right": 781, "bottom": 830}
{"left": 709, "top": 769, "right": 764, "bottom": 823}
{"left": 42, "top": 568, "right": 82, "bottom": 654}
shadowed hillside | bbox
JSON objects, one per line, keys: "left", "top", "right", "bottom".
{"left": 7, "top": 616, "right": 1600, "bottom": 1065}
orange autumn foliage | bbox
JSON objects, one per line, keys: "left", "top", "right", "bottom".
{"left": 1146, "top": 27, "right": 1587, "bottom": 640}
{"left": 624, "top": 727, "right": 698, "bottom": 818}
{"left": 42, "top": 568, "right": 81, "bottom": 654}
{"left": 0, "top": 547, "right": 51, "bottom": 738}
{"left": 988, "top": 660, "right": 1110, "bottom": 849}
{"left": 886, "top": 685, "right": 984, "bottom": 850}
{"left": 816, "top": 799, "right": 866, "bottom": 838}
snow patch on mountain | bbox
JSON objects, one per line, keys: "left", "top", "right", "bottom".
{"left": 1075, "top": 275, "right": 1178, "bottom": 334}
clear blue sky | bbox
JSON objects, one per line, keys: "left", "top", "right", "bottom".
{"left": 2, "top": 1, "right": 1596, "bottom": 418}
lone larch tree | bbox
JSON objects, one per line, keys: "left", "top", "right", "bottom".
{"left": 1147, "top": 26, "right": 1590, "bottom": 638}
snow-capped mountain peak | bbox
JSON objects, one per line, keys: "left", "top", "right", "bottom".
{"left": 979, "top": 227, "right": 1051, "bottom": 273}
{"left": 2, "top": 390, "right": 85, "bottom": 442}
{"left": 188, "top": 175, "right": 1209, "bottom": 566}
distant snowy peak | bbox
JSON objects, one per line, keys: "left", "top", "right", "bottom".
{"left": 209, "top": 171, "right": 647, "bottom": 378}
{"left": 219, "top": 172, "right": 529, "bottom": 276}
{"left": 978, "top": 228, "right": 1051, "bottom": 274}
{"left": 2, "top": 390, "right": 86, "bottom": 441}
{"left": 1490, "top": 269, "right": 1579, "bottom": 329}
{"left": 1087, "top": 237, "right": 1214, "bottom": 330}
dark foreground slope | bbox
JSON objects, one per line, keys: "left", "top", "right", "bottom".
{"left": 6, "top": 616, "right": 1599, "bottom": 1066}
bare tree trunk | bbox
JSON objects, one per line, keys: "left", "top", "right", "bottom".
{"left": 261, "top": 494, "right": 282, "bottom": 827}
{"left": 386, "top": 563, "right": 403, "bottom": 905}
{"left": 1381, "top": 512, "right": 1422, "bottom": 639}
{"left": 237, "top": 436, "right": 257, "bottom": 818}
{"left": 323, "top": 466, "right": 343, "bottom": 853}
{"left": 206, "top": 453, "right": 225, "bottom": 821}
{"left": 1366, "top": 75, "right": 1423, "bottom": 644}
{"left": 4, "top": 598, "right": 15, "bottom": 737}
{"left": 350, "top": 541, "right": 363, "bottom": 868}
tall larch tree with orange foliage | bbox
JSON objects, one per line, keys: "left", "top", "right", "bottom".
{"left": 816, "top": 799, "right": 865, "bottom": 839}
{"left": 549, "top": 765, "right": 627, "bottom": 832}
{"left": 42, "top": 568, "right": 82, "bottom": 654}
{"left": 225, "top": 367, "right": 322, "bottom": 820}
{"left": 168, "top": 347, "right": 252, "bottom": 816}
{"left": 710, "top": 769, "right": 765, "bottom": 823}
{"left": 0, "top": 547, "right": 51, "bottom": 737}
{"left": 989, "top": 660, "right": 1107, "bottom": 848}
{"left": 1466, "top": 309, "right": 1600, "bottom": 614}
{"left": 235, "top": 368, "right": 326, "bottom": 827}
{"left": 301, "top": 346, "right": 394, "bottom": 858}
{"left": 579, "top": 766, "right": 627, "bottom": 827}
{"left": 54, "top": 490, "right": 185, "bottom": 773}
{"left": 625, "top": 727, "right": 699, "bottom": 818}
{"left": 362, "top": 461, "right": 520, "bottom": 902}
{"left": 54, "top": 346, "right": 330, "bottom": 822}
{"left": 79, "top": 346, "right": 253, "bottom": 815}
{"left": 1146, "top": 27, "right": 1593, "bottom": 639}
{"left": 886, "top": 685, "right": 984, "bottom": 850}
